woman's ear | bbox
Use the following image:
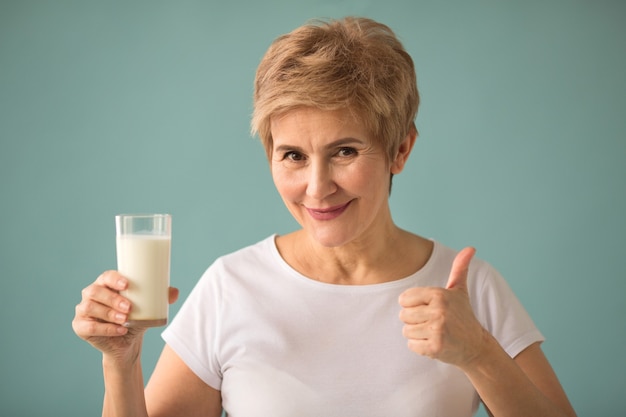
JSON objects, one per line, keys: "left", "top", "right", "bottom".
{"left": 390, "top": 128, "right": 417, "bottom": 174}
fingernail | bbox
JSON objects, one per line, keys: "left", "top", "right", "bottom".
{"left": 115, "top": 313, "right": 126, "bottom": 322}
{"left": 116, "top": 326, "right": 128, "bottom": 335}
{"left": 117, "top": 279, "right": 127, "bottom": 288}
{"left": 120, "top": 301, "right": 130, "bottom": 312}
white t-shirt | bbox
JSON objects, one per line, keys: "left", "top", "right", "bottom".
{"left": 162, "top": 235, "right": 544, "bottom": 417}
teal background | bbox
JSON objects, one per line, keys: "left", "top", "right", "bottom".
{"left": 1, "top": 1, "right": 624, "bottom": 416}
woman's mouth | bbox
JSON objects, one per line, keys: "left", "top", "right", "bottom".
{"left": 305, "top": 201, "right": 352, "bottom": 221}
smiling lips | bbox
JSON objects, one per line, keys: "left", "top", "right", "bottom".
{"left": 305, "top": 201, "right": 352, "bottom": 221}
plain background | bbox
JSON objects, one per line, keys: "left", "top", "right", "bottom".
{"left": 1, "top": 1, "right": 624, "bottom": 416}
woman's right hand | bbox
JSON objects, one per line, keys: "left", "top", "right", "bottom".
{"left": 72, "top": 270, "right": 143, "bottom": 364}
{"left": 72, "top": 271, "right": 179, "bottom": 365}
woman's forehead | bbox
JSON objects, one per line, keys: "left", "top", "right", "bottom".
{"left": 271, "top": 107, "right": 366, "bottom": 135}
{"left": 271, "top": 109, "right": 372, "bottom": 147}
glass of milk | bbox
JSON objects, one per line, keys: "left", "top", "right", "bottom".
{"left": 115, "top": 214, "right": 171, "bottom": 328}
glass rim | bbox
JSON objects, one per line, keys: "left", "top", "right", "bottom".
{"left": 115, "top": 213, "right": 171, "bottom": 219}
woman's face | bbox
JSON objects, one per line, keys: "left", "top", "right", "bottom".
{"left": 270, "top": 107, "right": 407, "bottom": 248}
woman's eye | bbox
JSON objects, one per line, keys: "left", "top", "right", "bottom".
{"left": 337, "top": 147, "right": 357, "bottom": 157}
{"left": 283, "top": 151, "right": 304, "bottom": 161}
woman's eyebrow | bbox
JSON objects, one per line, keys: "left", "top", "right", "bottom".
{"left": 326, "top": 137, "right": 366, "bottom": 148}
{"left": 273, "top": 137, "right": 366, "bottom": 153}
{"left": 273, "top": 144, "right": 303, "bottom": 154}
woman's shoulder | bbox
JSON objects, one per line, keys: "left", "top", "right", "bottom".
{"left": 208, "top": 234, "right": 279, "bottom": 274}
{"left": 195, "top": 234, "right": 283, "bottom": 286}
{"left": 218, "top": 234, "right": 277, "bottom": 260}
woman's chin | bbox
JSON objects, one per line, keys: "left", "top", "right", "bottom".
{"left": 307, "top": 228, "right": 354, "bottom": 248}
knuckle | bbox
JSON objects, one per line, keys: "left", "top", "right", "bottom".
{"left": 431, "top": 290, "right": 447, "bottom": 304}
{"left": 427, "top": 339, "right": 443, "bottom": 358}
{"left": 99, "top": 270, "right": 115, "bottom": 281}
{"left": 80, "top": 299, "right": 97, "bottom": 315}
{"left": 72, "top": 319, "right": 94, "bottom": 338}
{"left": 84, "top": 320, "right": 101, "bottom": 336}
{"left": 81, "top": 286, "right": 93, "bottom": 299}
{"left": 107, "top": 324, "right": 124, "bottom": 336}
{"left": 71, "top": 318, "right": 80, "bottom": 335}
{"left": 431, "top": 308, "right": 446, "bottom": 324}
{"left": 431, "top": 300, "right": 451, "bottom": 319}
{"left": 398, "top": 308, "right": 408, "bottom": 322}
{"left": 403, "top": 324, "right": 420, "bottom": 339}
{"left": 398, "top": 291, "right": 411, "bottom": 306}
{"left": 75, "top": 302, "right": 86, "bottom": 317}
{"left": 98, "top": 270, "right": 120, "bottom": 288}
{"left": 107, "top": 308, "right": 123, "bottom": 323}
{"left": 428, "top": 321, "right": 443, "bottom": 334}
{"left": 111, "top": 292, "right": 125, "bottom": 307}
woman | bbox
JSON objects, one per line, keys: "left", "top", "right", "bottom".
{"left": 73, "top": 17, "right": 577, "bottom": 417}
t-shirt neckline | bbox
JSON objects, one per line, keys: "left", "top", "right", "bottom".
{"left": 265, "top": 233, "right": 441, "bottom": 291}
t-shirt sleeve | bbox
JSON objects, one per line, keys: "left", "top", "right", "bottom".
{"left": 471, "top": 261, "right": 545, "bottom": 359}
{"left": 161, "top": 259, "right": 224, "bottom": 391}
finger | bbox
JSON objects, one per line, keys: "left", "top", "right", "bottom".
{"left": 403, "top": 322, "right": 446, "bottom": 359}
{"left": 445, "top": 246, "right": 476, "bottom": 290}
{"left": 82, "top": 273, "right": 131, "bottom": 313}
{"left": 168, "top": 287, "right": 179, "bottom": 305}
{"left": 95, "top": 270, "right": 129, "bottom": 291}
{"left": 72, "top": 316, "right": 128, "bottom": 338}
{"left": 398, "top": 305, "right": 432, "bottom": 325}
{"left": 402, "top": 322, "right": 437, "bottom": 343}
{"left": 406, "top": 337, "right": 441, "bottom": 359}
{"left": 81, "top": 285, "right": 131, "bottom": 315}
{"left": 398, "top": 287, "right": 440, "bottom": 308}
{"left": 75, "top": 298, "right": 127, "bottom": 325}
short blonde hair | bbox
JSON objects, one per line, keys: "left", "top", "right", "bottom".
{"left": 251, "top": 17, "right": 419, "bottom": 161}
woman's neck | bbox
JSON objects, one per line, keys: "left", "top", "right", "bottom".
{"left": 275, "top": 227, "right": 433, "bottom": 285}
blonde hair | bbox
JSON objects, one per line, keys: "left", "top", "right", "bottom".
{"left": 251, "top": 17, "right": 419, "bottom": 161}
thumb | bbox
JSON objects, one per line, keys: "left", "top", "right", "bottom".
{"left": 168, "top": 287, "right": 180, "bottom": 305}
{"left": 445, "top": 247, "right": 476, "bottom": 290}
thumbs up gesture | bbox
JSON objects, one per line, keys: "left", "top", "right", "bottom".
{"left": 445, "top": 246, "right": 475, "bottom": 291}
{"left": 398, "top": 247, "right": 488, "bottom": 368}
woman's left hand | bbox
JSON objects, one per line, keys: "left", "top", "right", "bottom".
{"left": 398, "top": 247, "right": 489, "bottom": 368}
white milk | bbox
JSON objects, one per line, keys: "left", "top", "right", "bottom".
{"left": 116, "top": 234, "right": 171, "bottom": 326}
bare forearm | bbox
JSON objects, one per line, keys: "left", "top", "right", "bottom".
{"left": 102, "top": 356, "right": 149, "bottom": 417}
{"left": 462, "top": 332, "right": 576, "bottom": 417}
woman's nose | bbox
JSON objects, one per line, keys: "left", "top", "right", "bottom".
{"left": 306, "top": 162, "right": 336, "bottom": 199}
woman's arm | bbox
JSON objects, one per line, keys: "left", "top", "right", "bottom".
{"left": 99, "top": 343, "right": 222, "bottom": 417}
{"left": 513, "top": 343, "right": 576, "bottom": 415}
{"left": 101, "top": 349, "right": 149, "bottom": 417}
{"left": 72, "top": 271, "right": 152, "bottom": 417}
{"left": 73, "top": 272, "right": 219, "bottom": 416}
{"left": 467, "top": 337, "right": 577, "bottom": 417}
{"left": 144, "top": 344, "right": 223, "bottom": 417}
{"left": 399, "top": 248, "right": 577, "bottom": 417}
